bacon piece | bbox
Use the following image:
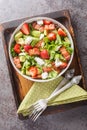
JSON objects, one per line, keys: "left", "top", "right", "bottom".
{"left": 13, "top": 57, "right": 21, "bottom": 69}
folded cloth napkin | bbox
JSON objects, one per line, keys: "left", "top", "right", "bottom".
{"left": 17, "top": 77, "right": 87, "bottom": 116}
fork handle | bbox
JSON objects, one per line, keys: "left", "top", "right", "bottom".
{"left": 46, "top": 81, "right": 74, "bottom": 102}
{"left": 50, "top": 69, "right": 75, "bottom": 97}
{"left": 50, "top": 78, "right": 68, "bottom": 97}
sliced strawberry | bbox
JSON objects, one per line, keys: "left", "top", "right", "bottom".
{"left": 58, "top": 28, "right": 66, "bottom": 37}
{"left": 28, "top": 66, "right": 38, "bottom": 77}
{"left": 21, "top": 23, "right": 30, "bottom": 35}
{"left": 28, "top": 48, "right": 40, "bottom": 56}
{"left": 24, "top": 45, "right": 32, "bottom": 52}
{"left": 14, "top": 44, "right": 21, "bottom": 54}
{"left": 40, "top": 49, "right": 49, "bottom": 59}
{"left": 43, "top": 20, "right": 52, "bottom": 25}
{"left": 60, "top": 46, "right": 70, "bottom": 61}
{"left": 47, "top": 32, "right": 56, "bottom": 41}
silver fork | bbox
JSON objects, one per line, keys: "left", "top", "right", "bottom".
{"left": 28, "top": 75, "right": 82, "bottom": 121}
{"left": 50, "top": 69, "right": 75, "bottom": 96}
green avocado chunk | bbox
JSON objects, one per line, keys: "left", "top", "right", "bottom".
{"left": 14, "top": 31, "right": 23, "bottom": 41}
{"left": 31, "top": 30, "right": 40, "bottom": 38}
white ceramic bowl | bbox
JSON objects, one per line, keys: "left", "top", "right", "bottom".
{"left": 9, "top": 17, "right": 74, "bottom": 82}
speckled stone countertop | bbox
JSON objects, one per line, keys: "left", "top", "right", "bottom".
{"left": 0, "top": 0, "right": 87, "bottom": 130}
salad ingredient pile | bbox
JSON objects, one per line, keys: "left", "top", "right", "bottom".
{"left": 11, "top": 19, "right": 73, "bottom": 80}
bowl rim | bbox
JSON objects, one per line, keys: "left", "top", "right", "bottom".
{"left": 9, "top": 17, "right": 74, "bottom": 82}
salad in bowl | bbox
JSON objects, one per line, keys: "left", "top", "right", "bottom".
{"left": 9, "top": 17, "right": 74, "bottom": 82}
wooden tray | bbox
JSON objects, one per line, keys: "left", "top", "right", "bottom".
{"left": 0, "top": 10, "right": 87, "bottom": 119}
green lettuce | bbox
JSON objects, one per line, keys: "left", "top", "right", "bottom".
{"left": 48, "top": 70, "right": 58, "bottom": 79}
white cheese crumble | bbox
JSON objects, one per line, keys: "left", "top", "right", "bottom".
{"left": 41, "top": 72, "right": 48, "bottom": 79}
{"left": 56, "top": 46, "right": 61, "bottom": 51}
{"left": 40, "top": 34, "right": 44, "bottom": 40}
{"left": 25, "top": 36, "right": 33, "bottom": 44}
{"left": 41, "top": 42, "right": 45, "bottom": 48}
{"left": 55, "top": 58, "right": 62, "bottom": 67}
{"left": 19, "top": 52, "right": 26, "bottom": 56}
{"left": 37, "top": 20, "right": 43, "bottom": 25}
{"left": 34, "top": 57, "right": 45, "bottom": 65}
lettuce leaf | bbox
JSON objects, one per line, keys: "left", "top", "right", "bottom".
{"left": 48, "top": 70, "right": 58, "bottom": 79}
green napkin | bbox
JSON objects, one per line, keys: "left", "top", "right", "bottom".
{"left": 17, "top": 77, "right": 87, "bottom": 116}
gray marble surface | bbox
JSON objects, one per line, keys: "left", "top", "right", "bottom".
{"left": 0, "top": 0, "right": 87, "bottom": 130}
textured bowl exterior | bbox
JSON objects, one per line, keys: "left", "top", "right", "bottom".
{"left": 9, "top": 17, "right": 74, "bottom": 82}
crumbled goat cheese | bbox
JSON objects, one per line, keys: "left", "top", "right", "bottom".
{"left": 35, "top": 57, "right": 45, "bottom": 65}
{"left": 37, "top": 20, "right": 43, "bottom": 25}
{"left": 41, "top": 72, "right": 48, "bottom": 79}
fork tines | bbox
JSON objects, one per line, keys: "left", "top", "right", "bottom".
{"left": 28, "top": 103, "right": 44, "bottom": 121}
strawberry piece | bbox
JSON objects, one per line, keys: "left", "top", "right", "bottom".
{"left": 43, "top": 20, "right": 52, "bottom": 25}
{"left": 40, "top": 50, "right": 49, "bottom": 59}
{"left": 47, "top": 32, "right": 56, "bottom": 41}
{"left": 14, "top": 44, "right": 21, "bottom": 54}
{"left": 58, "top": 28, "right": 66, "bottom": 37}
{"left": 24, "top": 45, "right": 32, "bottom": 52}
{"left": 21, "top": 23, "right": 30, "bottom": 35}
